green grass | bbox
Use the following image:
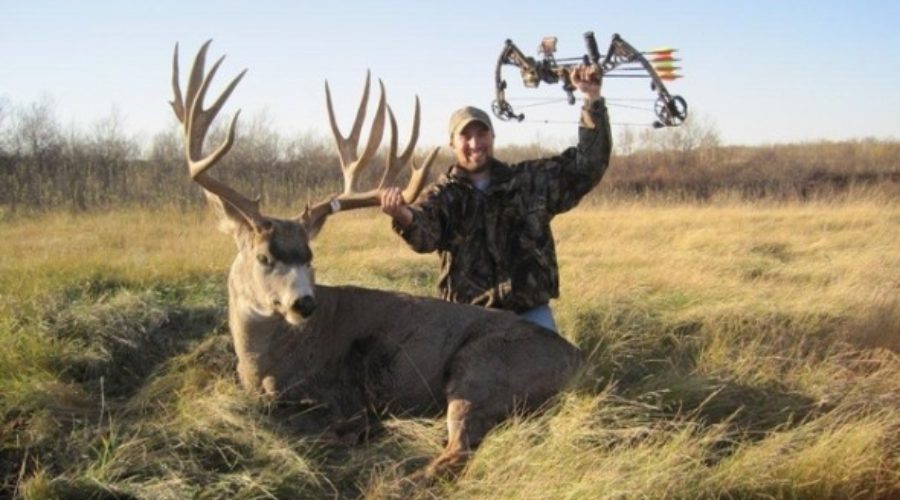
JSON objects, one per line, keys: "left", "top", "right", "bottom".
{"left": 1, "top": 200, "right": 898, "bottom": 498}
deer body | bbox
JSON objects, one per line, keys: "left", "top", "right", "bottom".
{"left": 230, "top": 281, "right": 582, "bottom": 417}
{"left": 170, "top": 41, "right": 583, "bottom": 478}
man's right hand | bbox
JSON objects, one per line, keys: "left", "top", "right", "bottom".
{"left": 380, "top": 187, "right": 414, "bottom": 228}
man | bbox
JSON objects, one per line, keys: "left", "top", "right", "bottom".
{"left": 380, "top": 65, "right": 611, "bottom": 332}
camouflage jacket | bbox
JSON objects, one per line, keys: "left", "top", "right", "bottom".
{"left": 393, "top": 98, "right": 612, "bottom": 312}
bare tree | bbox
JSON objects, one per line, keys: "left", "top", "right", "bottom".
{"left": 149, "top": 125, "right": 193, "bottom": 207}
{"left": 0, "top": 96, "right": 10, "bottom": 154}
{"left": 5, "top": 97, "right": 63, "bottom": 208}
{"left": 87, "top": 107, "right": 139, "bottom": 206}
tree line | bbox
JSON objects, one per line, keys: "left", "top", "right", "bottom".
{"left": 1, "top": 96, "right": 897, "bottom": 214}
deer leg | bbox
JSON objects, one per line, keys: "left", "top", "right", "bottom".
{"left": 424, "top": 398, "right": 494, "bottom": 479}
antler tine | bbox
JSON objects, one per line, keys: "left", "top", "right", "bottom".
{"left": 171, "top": 40, "right": 262, "bottom": 226}
{"left": 397, "top": 96, "right": 421, "bottom": 166}
{"left": 187, "top": 55, "right": 246, "bottom": 168}
{"left": 324, "top": 71, "right": 371, "bottom": 168}
{"left": 378, "top": 96, "right": 421, "bottom": 189}
{"left": 351, "top": 79, "right": 387, "bottom": 192}
{"left": 381, "top": 106, "right": 401, "bottom": 188}
{"left": 325, "top": 74, "right": 387, "bottom": 194}
{"left": 169, "top": 43, "right": 185, "bottom": 123}
{"left": 325, "top": 76, "right": 360, "bottom": 168}
{"left": 347, "top": 70, "right": 370, "bottom": 151}
{"left": 401, "top": 146, "right": 440, "bottom": 204}
{"left": 184, "top": 40, "right": 211, "bottom": 130}
{"left": 201, "top": 59, "right": 246, "bottom": 141}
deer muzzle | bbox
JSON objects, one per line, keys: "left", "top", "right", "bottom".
{"left": 291, "top": 295, "right": 316, "bottom": 318}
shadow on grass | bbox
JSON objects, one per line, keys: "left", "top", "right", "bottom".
{"left": 42, "top": 273, "right": 228, "bottom": 399}
{"left": 22, "top": 476, "right": 139, "bottom": 500}
{"left": 569, "top": 305, "right": 830, "bottom": 442}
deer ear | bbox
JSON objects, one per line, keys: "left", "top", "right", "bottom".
{"left": 205, "top": 192, "right": 259, "bottom": 236}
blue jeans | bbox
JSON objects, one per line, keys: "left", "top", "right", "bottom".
{"left": 518, "top": 304, "right": 558, "bottom": 333}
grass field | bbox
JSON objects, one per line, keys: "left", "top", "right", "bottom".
{"left": 1, "top": 197, "right": 898, "bottom": 499}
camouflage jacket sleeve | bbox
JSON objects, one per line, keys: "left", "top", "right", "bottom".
{"left": 391, "top": 181, "right": 453, "bottom": 253}
{"left": 515, "top": 97, "right": 612, "bottom": 215}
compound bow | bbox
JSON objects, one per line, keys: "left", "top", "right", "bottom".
{"left": 493, "top": 32, "right": 688, "bottom": 128}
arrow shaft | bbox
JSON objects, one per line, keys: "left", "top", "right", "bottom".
{"left": 613, "top": 66, "right": 682, "bottom": 72}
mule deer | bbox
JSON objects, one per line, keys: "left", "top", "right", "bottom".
{"left": 170, "top": 41, "right": 583, "bottom": 479}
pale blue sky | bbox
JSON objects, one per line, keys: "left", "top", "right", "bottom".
{"left": 2, "top": 0, "right": 898, "bottom": 149}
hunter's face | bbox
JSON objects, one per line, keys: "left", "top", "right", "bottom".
{"left": 451, "top": 121, "right": 494, "bottom": 173}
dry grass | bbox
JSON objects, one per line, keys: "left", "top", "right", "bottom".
{"left": 2, "top": 197, "right": 898, "bottom": 498}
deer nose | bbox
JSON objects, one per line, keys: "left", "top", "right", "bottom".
{"left": 291, "top": 295, "right": 316, "bottom": 318}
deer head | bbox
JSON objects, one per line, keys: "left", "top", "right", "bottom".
{"left": 170, "top": 40, "right": 438, "bottom": 325}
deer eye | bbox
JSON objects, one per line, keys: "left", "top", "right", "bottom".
{"left": 256, "top": 254, "right": 273, "bottom": 267}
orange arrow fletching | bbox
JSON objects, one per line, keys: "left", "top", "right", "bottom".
{"left": 647, "top": 47, "right": 677, "bottom": 55}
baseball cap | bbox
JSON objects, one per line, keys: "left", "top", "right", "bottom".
{"left": 448, "top": 106, "right": 494, "bottom": 139}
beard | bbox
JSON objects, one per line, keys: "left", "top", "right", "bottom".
{"left": 458, "top": 151, "right": 491, "bottom": 175}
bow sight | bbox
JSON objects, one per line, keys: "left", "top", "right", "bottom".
{"left": 492, "top": 32, "right": 688, "bottom": 128}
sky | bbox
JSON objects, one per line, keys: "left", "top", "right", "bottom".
{"left": 2, "top": 0, "right": 899, "bottom": 151}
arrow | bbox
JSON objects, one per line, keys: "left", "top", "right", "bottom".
{"left": 657, "top": 73, "right": 682, "bottom": 81}
{"left": 612, "top": 66, "right": 683, "bottom": 72}
{"left": 651, "top": 61, "right": 680, "bottom": 70}
{"left": 603, "top": 74, "right": 682, "bottom": 80}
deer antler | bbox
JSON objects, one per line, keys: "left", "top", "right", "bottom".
{"left": 302, "top": 74, "right": 439, "bottom": 229}
{"left": 385, "top": 97, "right": 439, "bottom": 205}
{"left": 170, "top": 40, "right": 266, "bottom": 228}
{"left": 327, "top": 71, "right": 387, "bottom": 196}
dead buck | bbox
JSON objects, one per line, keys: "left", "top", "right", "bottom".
{"left": 170, "top": 41, "right": 583, "bottom": 479}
